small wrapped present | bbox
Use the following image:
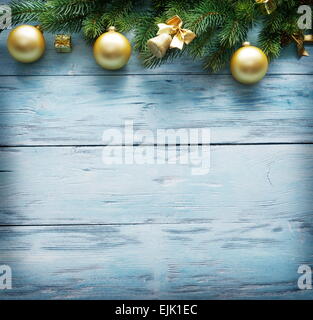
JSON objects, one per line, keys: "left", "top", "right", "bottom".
{"left": 54, "top": 34, "right": 72, "bottom": 53}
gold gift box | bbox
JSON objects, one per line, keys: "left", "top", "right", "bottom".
{"left": 54, "top": 34, "right": 72, "bottom": 53}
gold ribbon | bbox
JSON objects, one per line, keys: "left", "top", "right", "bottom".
{"left": 157, "top": 15, "right": 196, "bottom": 50}
{"left": 292, "top": 34, "right": 313, "bottom": 57}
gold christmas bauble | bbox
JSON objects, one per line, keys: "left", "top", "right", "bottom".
{"left": 230, "top": 42, "right": 268, "bottom": 84}
{"left": 93, "top": 27, "right": 132, "bottom": 70}
{"left": 7, "top": 25, "right": 45, "bottom": 63}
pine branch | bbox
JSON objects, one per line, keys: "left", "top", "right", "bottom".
{"left": 82, "top": 13, "right": 106, "bottom": 40}
{"left": 10, "top": 0, "right": 46, "bottom": 25}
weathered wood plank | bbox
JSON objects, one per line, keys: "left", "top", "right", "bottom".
{"left": 0, "top": 222, "right": 312, "bottom": 299}
{"left": 1, "top": 75, "right": 313, "bottom": 145}
{"left": 0, "top": 30, "right": 312, "bottom": 76}
{"left": 0, "top": 145, "right": 312, "bottom": 225}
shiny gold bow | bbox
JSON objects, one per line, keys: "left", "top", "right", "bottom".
{"left": 292, "top": 34, "right": 313, "bottom": 57}
{"left": 157, "top": 15, "right": 196, "bottom": 50}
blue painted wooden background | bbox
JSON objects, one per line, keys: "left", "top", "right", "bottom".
{"left": 0, "top": 22, "right": 313, "bottom": 299}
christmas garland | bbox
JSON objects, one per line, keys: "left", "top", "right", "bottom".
{"left": 7, "top": 0, "right": 312, "bottom": 70}
{"left": 3, "top": 0, "right": 313, "bottom": 73}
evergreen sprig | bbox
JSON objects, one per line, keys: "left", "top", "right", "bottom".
{"left": 7, "top": 0, "right": 309, "bottom": 71}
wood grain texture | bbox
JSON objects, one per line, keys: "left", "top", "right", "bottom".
{"left": 0, "top": 30, "right": 313, "bottom": 76}
{"left": 1, "top": 75, "right": 313, "bottom": 146}
{"left": 0, "top": 222, "right": 312, "bottom": 300}
{"left": 1, "top": 18, "right": 313, "bottom": 300}
{"left": 0, "top": 145, "right": 312, "bottom": 225}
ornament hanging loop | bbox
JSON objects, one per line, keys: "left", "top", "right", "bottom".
{"left": 255, "top": 0, "right": 277, "bottom": 15}
{"left": 35, "top": 25, "right": 43, "bottom": 33}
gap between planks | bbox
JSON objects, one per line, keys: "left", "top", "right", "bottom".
{"left": 0, "top": 222, "right": 216, "bottom": 228}
{"left": 0, "top": 142, "right": 313, "bottom": 148}
{"left": 0, "top": 73, "right": 313, "bottom": 77}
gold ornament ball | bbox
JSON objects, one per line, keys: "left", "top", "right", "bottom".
{"left": 230, "top": 42, "right": 268, "bottom": 84}
{"left": 93, "top": 27, "right": 132, "bottom": 70}
{"left": 7, "top": 25, "right": 45, "bottom": 63}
